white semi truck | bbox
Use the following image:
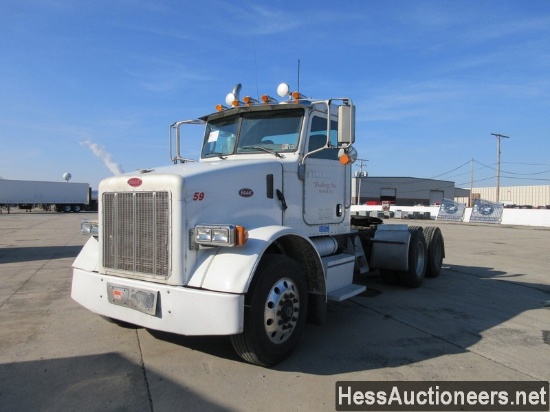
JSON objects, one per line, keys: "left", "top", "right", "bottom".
{"left": 0, "top": 179, "right": 96, "bottom": 212}
{"left": 71, "top": 83, "right": 444, "bottom": 366}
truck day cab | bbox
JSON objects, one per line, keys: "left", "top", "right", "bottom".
{"left": 72, "top": 83, "right": 444, "bottom": 366}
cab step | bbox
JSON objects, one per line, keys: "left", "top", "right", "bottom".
{"left": 327, "top": 284, "right": 366, "bottom": 302}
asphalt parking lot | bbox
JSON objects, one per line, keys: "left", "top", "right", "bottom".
{"left": 1, "top": 211, "right": 549, "bottom": 411}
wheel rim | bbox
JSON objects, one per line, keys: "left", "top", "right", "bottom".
{"left": 415, "top": 241, "right": 426, "bottom": 276}
{"left": 264, "top": 277, "right": 300, "bottom": 344}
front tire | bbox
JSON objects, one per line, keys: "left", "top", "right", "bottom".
{"left": 231, "top": 254, "right": 308, "bottom": 367}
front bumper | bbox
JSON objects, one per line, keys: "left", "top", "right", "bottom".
{"left": 71, "top": 268, "right": 244, "bottom": 335}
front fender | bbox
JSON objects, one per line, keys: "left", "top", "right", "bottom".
{"left": 190, "top": 225, "right": 313, "bottom": 294}
{"left": 72, "top": 237, "right": 99, "bottom": 272}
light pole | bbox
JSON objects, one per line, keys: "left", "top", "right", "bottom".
{"left": 354, "top": 159, "right": 368, "bottom": 205}
{"left": 491, "top": 133, "right": 509, "bottom": 203}
{"left": 469, "top": 158, "right": 474, "bottom": 207}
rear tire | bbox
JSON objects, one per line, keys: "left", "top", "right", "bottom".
{"left": 230, "top": 254, "right": 307, "bottom": 367}
{"left": 423, "top": 227, "right": 444, "bottom": 277}
{"left": 399, "top": 229, "right": 427, "bottom": 288}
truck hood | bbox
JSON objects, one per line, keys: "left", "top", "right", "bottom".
{"left": 99, "top": 158, "right": 285, "bottom": 229}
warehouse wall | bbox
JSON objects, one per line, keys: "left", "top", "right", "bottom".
{"left": 455, "top": 185, "right": 550, "bottom": 208}
{"left": 352, "top": 177, "right": 456, "bottom": 206}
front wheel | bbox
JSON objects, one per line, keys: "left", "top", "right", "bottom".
{"left": 230, "top": 254, "right": 308, "bottom": 367}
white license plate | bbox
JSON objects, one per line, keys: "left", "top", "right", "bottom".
{"left": 107, "top": 283, "right": 158, "bottom": 316}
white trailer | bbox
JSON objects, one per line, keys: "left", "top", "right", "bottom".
{"left": 0, "top": 179, "right": 94, "bottom": 212}
{"left": 71, "top": 83, "right": 445, "bottom": 366}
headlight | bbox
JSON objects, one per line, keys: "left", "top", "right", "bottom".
{"left": 81, "top": 220, "right": 99, "bottom": 236}
{"left": 196, "top": 227, "right": 213, "bottom": 242}
{"left": 212, "top": 228, "right": 230, "bottom": 242}
{"left": 193, "top": 224, "right": 248, "bottom": 247}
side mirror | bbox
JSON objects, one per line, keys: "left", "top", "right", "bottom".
{"left": 338, "top": 104, "right": 355, "bottom": 145}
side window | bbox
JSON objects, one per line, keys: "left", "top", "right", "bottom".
{"left": 308, "top": 116, "right": 339, "bottom": 160}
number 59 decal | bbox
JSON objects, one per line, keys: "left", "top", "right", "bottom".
{"left": 193, "top": 192, "right": 205, "bottom": 201}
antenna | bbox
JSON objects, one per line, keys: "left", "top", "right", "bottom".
{"left": 253, "top": 38, "right": 259, "bottom": 99}
{"left": 297, "top": 59, "right": 300, "bottom": 93}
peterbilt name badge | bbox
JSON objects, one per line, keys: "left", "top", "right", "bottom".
{"left": 128, "top": 177, "right": 143, "bottom": 187}
{"left": 239, "top": 188, "right": 253, "bottom": 197}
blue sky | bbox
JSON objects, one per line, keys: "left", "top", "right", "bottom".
{"left": 1, "top": 0, "right": 550, "bottom": 190}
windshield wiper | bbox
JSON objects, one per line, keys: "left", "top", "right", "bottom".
{"left": 205, "top": 152, "right": 228, "bottom": 159}
{"left": 240, "top": 145, "right": 283, "bottom": 158}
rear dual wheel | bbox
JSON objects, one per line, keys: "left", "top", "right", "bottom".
{"left": 231, "top": 254, "right": 307, "bottom": 367}
{"left": 423, "top": 226, "right": 444, "bottom": 277}
{"left": 399, "top": 228, "right": 427, "bottom": 288}
{"left": 380, "top": 227, "right": 444, "bottom": 286}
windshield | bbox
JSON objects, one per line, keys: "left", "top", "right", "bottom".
{"left": 201, "top": 109, "right": 303, "bottom": 158}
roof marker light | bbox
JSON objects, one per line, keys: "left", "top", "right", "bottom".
{"left": 243, "top": 96, "right": 258, "bottom": 106}
{"left": 261, "top": 95, "right": 278, "bottom": 104}
{"left": 216, "top": 104, "right": 227, "bottom": 111}
{"left": 292, "top": 91, "right": 306, "bottom": 100}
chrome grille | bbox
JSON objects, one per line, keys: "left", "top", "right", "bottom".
{"left": 103, "top": 191, "right": 170, "bottom": 278}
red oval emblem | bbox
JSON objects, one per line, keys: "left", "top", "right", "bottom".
{"left": 239, "top": 188, "right": 253, "bottom": 197}
{"left": 127, "top": 177, "right": 142, "bottom": 187}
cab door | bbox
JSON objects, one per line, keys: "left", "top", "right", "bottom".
{"left": 302, "top": 115, "right": 350, "bottom": 229}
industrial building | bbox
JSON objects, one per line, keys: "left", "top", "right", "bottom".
{"left": 456, "top": 185, "right": 550, "bottom": 208}
{"left": 353, "top": 176, "right": 550, "bottom": 208}
{"left": 352, "top": 176, "right": 470, "bottom": 206}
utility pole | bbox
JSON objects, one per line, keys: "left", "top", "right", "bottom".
{"left": 491, "top": 133, "right": 509, "bottom": 203}
{"left": 355, "top": 159, "right": 368, "bottom": 205}
{"left": 469, "top": 158, "right": 474, "bottom": 207}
